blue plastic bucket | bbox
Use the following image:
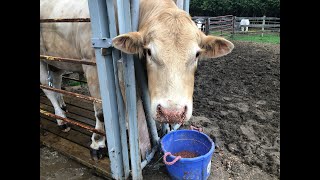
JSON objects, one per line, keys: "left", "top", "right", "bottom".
{"left": 161, "top": 130, "right": 215, "bottom": 180}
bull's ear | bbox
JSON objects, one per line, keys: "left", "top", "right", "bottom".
{"left": 112, "top": 32, "right": 143, "bottom": 54}
{"left": 200, "top": 35, "right": 234, "bottom": 59}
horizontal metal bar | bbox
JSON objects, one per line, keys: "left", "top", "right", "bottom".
{"left": 40, "top": 84, "right": 102, "bottom": 103}
{"left": 141, "top": 145, "right": 158, "bottom": 169}
{"left": 40, "top": 18, "right": 90, "bottom": 23}
{"left": 91, "top": 38, "right": 113, "bottom": 48}
{"left": 40, "top": 109, "right": 105, "bottom": 136}
{"left": 40, "top": 55, "right": 96, "bottom": 65}
{"left": 62, "top": 76, "right": 87, "bottom": 83}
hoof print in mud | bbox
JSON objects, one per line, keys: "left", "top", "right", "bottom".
{"left": 58, "top": 124, "right": 71, "bottom": 132}
{"left": 90, "top": 147, "right": 108, "bottom": 161}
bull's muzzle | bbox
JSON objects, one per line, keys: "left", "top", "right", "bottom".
{"left": 156, "top": 104, "right": 187, "bottom": 124}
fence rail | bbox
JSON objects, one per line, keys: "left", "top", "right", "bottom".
{"left": 192, "top": 15, "right": 280, "bottom": 37}
{"left": 40, "top": 18, "right": 90, "bottom": 23}
{"left": 234, "top": 16, "right": 280, "bottom": 35}
{"left": 40, "top": 55, "right": 96, "bottom": 65}
{"left": 40, "top": 84, "right": 102, "bottom": 103}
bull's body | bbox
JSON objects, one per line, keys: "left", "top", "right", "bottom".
{"left": 40, "top": 0, "right": 234, "bottom": 160}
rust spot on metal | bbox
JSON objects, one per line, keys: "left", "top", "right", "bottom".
{"left": 40, "top": 55, "right": 96, "bottom": 66}
{"left": 40, "top": 84, "right": 102, "bottom": 103}
{"left": 40, "top": 109, "right": 105, "bottom": 136}
{"left": 40, "top": 18, "right": 90, "bottom": 23}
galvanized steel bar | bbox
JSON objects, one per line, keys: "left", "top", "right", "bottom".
{"left": 141, "top": 145, "right": 158, "bottom": 169}
{"left": 183, "top": 0, "right": 190, "bottom": 12}
{"left": 40, "top": 18, "right": 90, "bottom": 23}
{"left": 106, "top": 0, "right": 130, "bottom": 178}
{"left": 40, "top": 55, "right": 96, "bottom": 65}
{"left": 134, "top": 58, "right": 159, "bottom": 147}
{"left": 40, "top": 109, "right": 105, "bottom": 136}
{"left": 40, "top": 84, "right": 102, "bottom": 103}
{"left": 130, "top": 0, "right": 139, "bottom": 32}
{"left": 130, "top": 0, "right": 159, "bottom": 154}
{"left": 88, "top": 0, "right": 124, "bottom": 179}
{"left": 117, "top": 0, "right": 142, "bottom": 178}
{"left": 176, "top": 0, "right": 183, "bottom": 9}
{"left": 161, "top": 123, "right": 170, "bottom": 137}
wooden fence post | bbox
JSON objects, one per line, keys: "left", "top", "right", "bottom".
{"left": 262, "top": 15, "right": 266, "bottom": 37}
{"left": 205, "top": 17, "right": 210, "bottom": 35}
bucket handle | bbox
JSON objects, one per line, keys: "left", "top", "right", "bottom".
{"left": 163, "top": 152, "right": 181, "bottom": 165}
{"left": 190, "top": 125, "right": 203, "bottom": 132}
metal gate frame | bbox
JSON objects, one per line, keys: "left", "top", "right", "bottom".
{"left": 40, "top": 0, "right": 191, "bottom": 179}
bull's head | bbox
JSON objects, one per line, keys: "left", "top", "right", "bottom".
{"left": 113, "top": 10, "right": 234, "bottom": 124}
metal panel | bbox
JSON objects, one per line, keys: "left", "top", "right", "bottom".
{"left": 176, "top": 0, "right": 184, "bottom": 9}
{"left": 91, "top": 37, "right": 113, "bottom": 48}
{"left": 116, "top": 0, "right": 142, "bottom": 178}
{"left": 105, "top": 0, "right": 130, "bottom": 178}
{"left": 134, "top": 58, "right": 159, "bottom": 147}
{"left": 130, "top": 0, "right": 160, "bottom": 148}
{"left": 88, "top": 0, "right": 124, "bottom": 179}
{"left": 183, "top": 0, "right": 190, "bottom": 13}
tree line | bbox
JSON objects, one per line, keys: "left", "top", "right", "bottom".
{"left": 189, "top": 0, "right": 280, "bottom": 17}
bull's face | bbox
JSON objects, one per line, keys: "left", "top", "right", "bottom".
{"left": 113, "top": 10, "right": 234, "bottom": 124}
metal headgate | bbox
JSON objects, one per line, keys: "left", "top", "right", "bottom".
{"left": 40, "top": 0, "right": 190, "bottom": 179}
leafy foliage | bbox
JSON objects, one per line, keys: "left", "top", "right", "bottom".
{"left": 189, "top": 0, "right": 280, "bottom": 17}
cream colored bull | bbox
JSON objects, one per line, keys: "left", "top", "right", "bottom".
{"left": 40, "top": 0, "right": 234, "bottom": 160}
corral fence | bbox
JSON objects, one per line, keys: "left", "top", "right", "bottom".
{"left": 234, "top": 16, "right": 280, "bottom": 36}
{"left": 192, "top": 15, "right": 280, "bottom": 37}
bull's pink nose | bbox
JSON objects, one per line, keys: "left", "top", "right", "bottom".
{"left": 156, "top": 104, "right": 187, "bottom": 123}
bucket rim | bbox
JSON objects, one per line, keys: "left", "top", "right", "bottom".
{"left": 160, "top": 129, "right": 215, "bottom": 162}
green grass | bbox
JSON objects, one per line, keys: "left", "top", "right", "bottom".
{"left": 67, "top": 81, "right": 81, "bottom": 86}
{"left": 210, "top": 31, "right": 280, "bottom": 44}
{"left": 231, "top": 34, "right": 280, "bottom": 44}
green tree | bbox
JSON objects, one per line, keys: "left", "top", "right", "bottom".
{"left": 189, "top": 0, "right": 280, "bottom": 17}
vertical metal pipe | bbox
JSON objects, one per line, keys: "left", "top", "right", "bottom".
{"left": 88, "top": 0, "right": 123, "bottom": 179}
{"left": 183, "top": 0, "right": 190, "bottom": 13}
{"left": 116, "top": 0, "right": 142, "bottom": 179}
{"left": 176, "top": 0, "right": 184, "bottom": 9}
{"left": 131, "top": 0, "right": 159, "bottom": 149}
{"left": 134, "top": 58, "right": 159, "bottom": 147}
{"left": 105, "top": 0, "right": 130, "bottom": 178}
{"left": 130, "top": 0, "right": 139, "bottom": 31}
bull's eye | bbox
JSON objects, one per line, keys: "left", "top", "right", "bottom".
{"left": 146, "top": 49, "right": 151, "bottom": 56}
{"left": 195, "top": 52, "right": 200, "bottom": 58}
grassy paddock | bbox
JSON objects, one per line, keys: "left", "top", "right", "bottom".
{"left": 210, "top": 31, "right": 280, "bottom": 44}
{"left": 231, "top": 33, "right": 280, "bottom": 44}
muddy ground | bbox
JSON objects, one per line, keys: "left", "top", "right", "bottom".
{"left": 144, "top": 41, "right": 280, "bottom": 180}
{"left": 41, "top": 41, "right": 280, "bottom": 179}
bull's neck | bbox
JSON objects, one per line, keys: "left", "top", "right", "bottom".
{"left": 138, "top": 0, "right": 178, "bottom": 31}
